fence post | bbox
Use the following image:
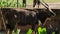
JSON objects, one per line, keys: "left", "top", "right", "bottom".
{"left": 6, "top": 0, "right": 8, "bottom": 7}
{"left": 17, "top": 0, "right": 19, "bottom": 8}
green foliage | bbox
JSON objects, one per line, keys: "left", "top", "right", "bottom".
{"left": 52, "top": 32, "right": 55, "bottom": 34}
{"left": 0, "top": 0, "right": 23, "bottom": 8}
{"left": 27, "top": 28, "right": 33, "bottom": 34}
{"left": 0, "top": 0, "right": 7, "bottom": 7}
{"left": 37, "top": 27, "right": 47, "bottom": 34}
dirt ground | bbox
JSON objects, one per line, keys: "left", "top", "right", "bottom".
{"left": 26, "top": 3, "right": 60, "bottom": 9}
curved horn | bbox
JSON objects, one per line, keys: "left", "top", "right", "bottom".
{"left": 42, "top": 0, "right": 49, "bottom": 7}
{"left": 40, "top": 0, "right": 56, "bottom": 17}
{"left": 49, "top": 8, "right": 56, "bottom": 17}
